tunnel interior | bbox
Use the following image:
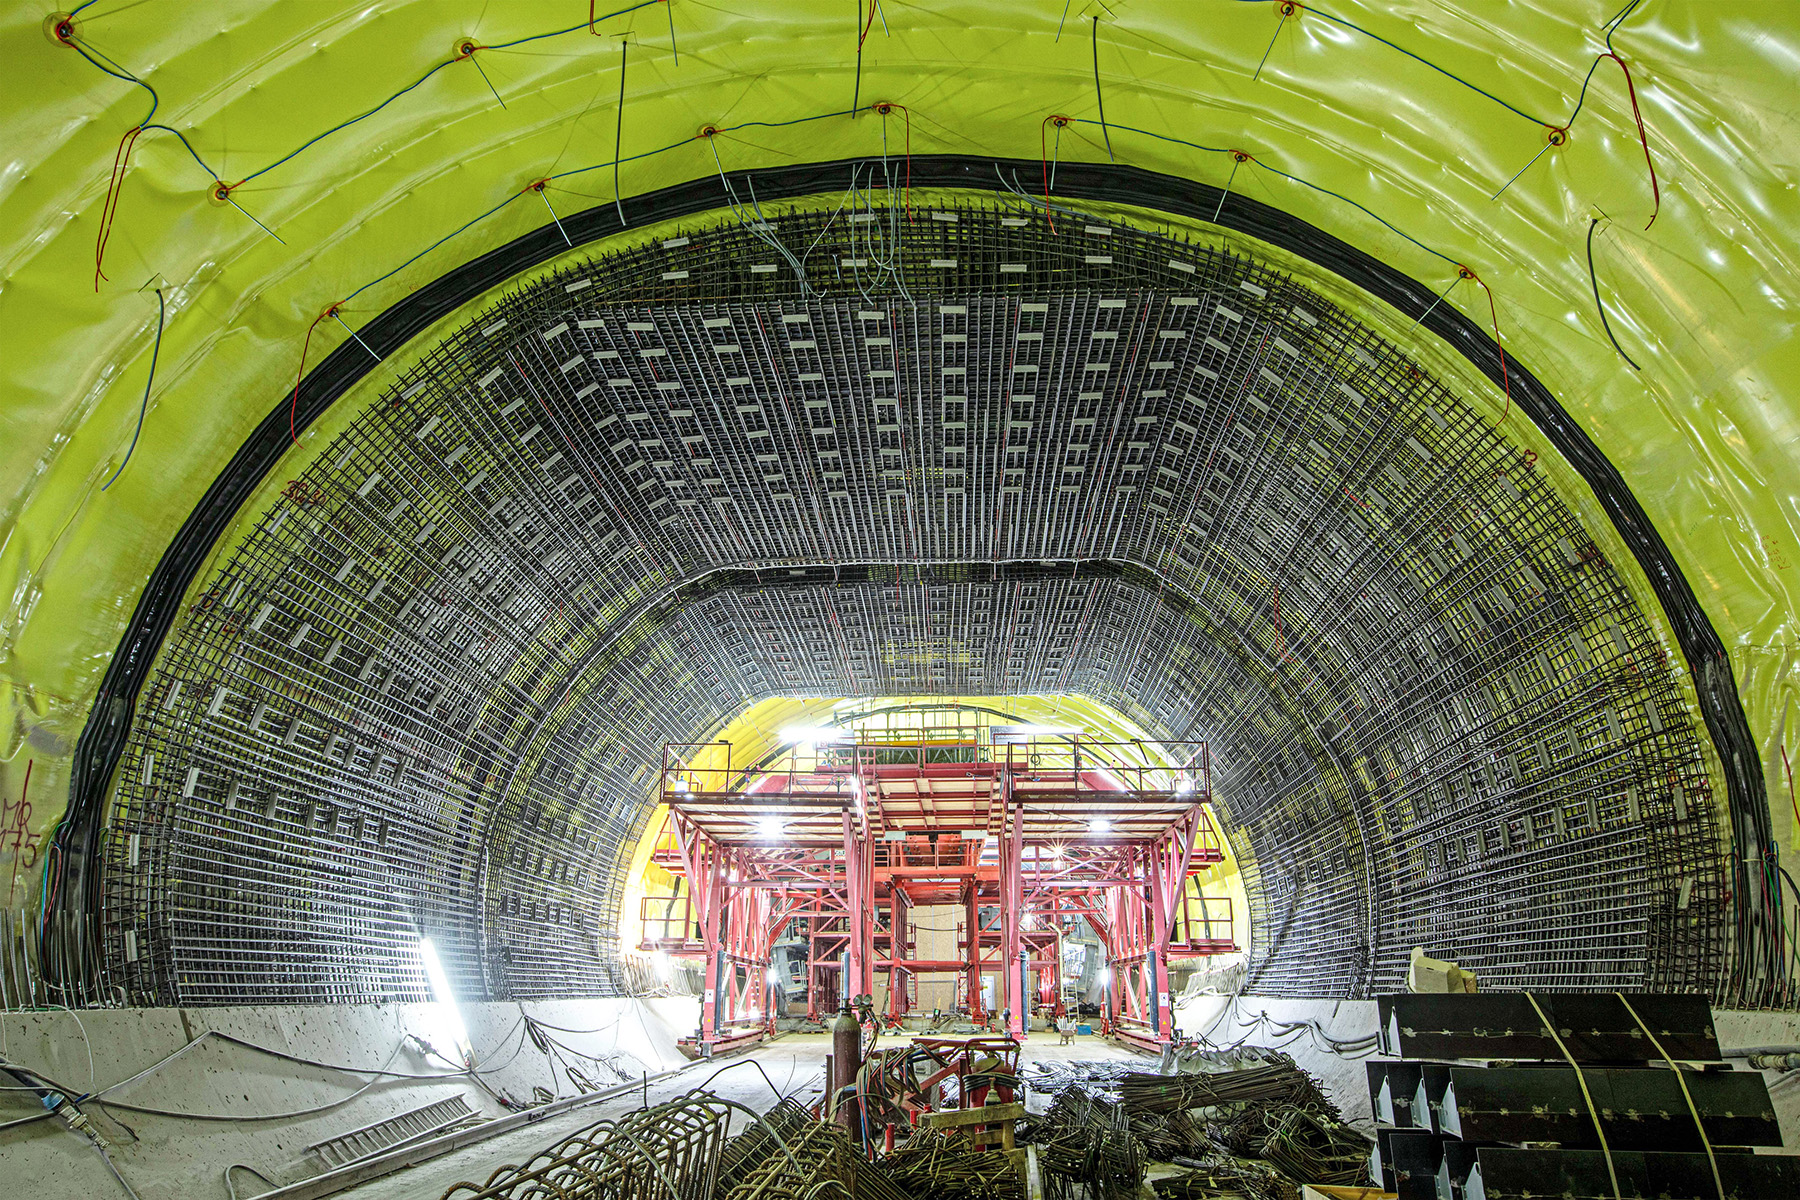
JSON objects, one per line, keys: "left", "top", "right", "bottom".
{"left": 87, "top": 198, "right": 1726, "bottom": 1012}
{"left": 4, "top": 4, "right": 1799, "bottom": 1196}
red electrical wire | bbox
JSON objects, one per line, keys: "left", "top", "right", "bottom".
{"left": 289, "top": 306, "right": 340, "bottom": 448}
{"left": 1462, "top": 267, "right": 1512, "bottom": 423}
{"left": 1783, "top": 744, "right": 1798, "bottom": 844}
{"left": 3, "top": 759, "right": 30, "bottom": 908}
{"left": 858, "top": 0, "right": 881, "bottom": 49}
{"left": 94, "top": 124, "right": 144, "bottom": 291}
{"left": 1601, "top": 51, "right": 1660, "bottom": 228}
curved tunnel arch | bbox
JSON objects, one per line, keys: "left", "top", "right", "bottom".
{"left": 73, "top": 176, "right": 1735, "bottom": 1013}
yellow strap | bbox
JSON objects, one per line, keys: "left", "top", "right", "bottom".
{"left": 1524, "top": 991, "right": 1620, "bottom": 1200}
{"left": 1615, "top": 991, "right": 1724, "bottom": 1200}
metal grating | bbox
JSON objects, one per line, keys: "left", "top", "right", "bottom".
{"left": 98, "top": 196, "right": 1723, "bottom": 1006}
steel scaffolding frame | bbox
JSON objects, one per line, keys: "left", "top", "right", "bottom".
{"left": 643, "top": 731, "right": 1229, "bottom": 1053}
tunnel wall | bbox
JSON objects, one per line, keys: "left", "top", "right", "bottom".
{"left": 87, "top": 201, "right": 1728, "bottom": 1008}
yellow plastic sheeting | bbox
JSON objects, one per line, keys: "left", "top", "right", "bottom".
{"left": 1, "top": 2, "right": 1797, "bottom": 885}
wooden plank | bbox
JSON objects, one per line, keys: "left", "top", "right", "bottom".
{"left": 923, "top": 1102, "right": 1024, "bottom": 1128}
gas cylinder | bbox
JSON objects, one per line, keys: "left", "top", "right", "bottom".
{"left": 831, "top": 1003, "right": 863, "bottom": 1137}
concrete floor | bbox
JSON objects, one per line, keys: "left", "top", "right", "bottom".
{"left": 332, "top": 1031, "right": 1150, "bottom": 1199}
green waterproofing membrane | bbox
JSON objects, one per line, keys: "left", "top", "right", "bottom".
{"left": 0, "top": 3, "right": 1794, "bottom": 954}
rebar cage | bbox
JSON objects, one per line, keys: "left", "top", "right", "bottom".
{"left": 96, "top": 191, "right": 1725, "bottom": 1008}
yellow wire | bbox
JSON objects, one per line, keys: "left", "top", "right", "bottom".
{"left": 1615, "top": 991, "right": 1724, "bottom": 1200}
{"left": 1523, "top": 991, "right": 1620, "bottom": 1200}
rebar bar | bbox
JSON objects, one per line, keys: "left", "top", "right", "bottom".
{"left": 439, "top": 1089, "right": 730, "bottom": 1199}
{"left": 886, "top": 1126, "right": 1025, "bottom": 1200}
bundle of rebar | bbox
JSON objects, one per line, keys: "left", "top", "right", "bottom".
{"left": 441, "top": 1089, "right": 731, "bottom": 1199}
{"left": 1255, "top": 1108, "right": 1371, "bottom": 1190}
{"left": 1118, "top": 1056, "right": 1330, "bottom": 1117}
{"left": 1125, "top": 1105, "right": 1209, "bottom": 1161}
{"left": 1022, "top": 1087, "right": 1144, "bottom": 1200}
{"left": 1150, "top": 1156, "right": 1299, "bottom": 1200}
{"left": 716, "top": 1115, "right": 871, "bottom": 1200}
{"left": 714, "top": 1096, "right": 816, "bottom": 1196}
{"left": 886, "top": 1126, "right": 1024, "bottom": 1200}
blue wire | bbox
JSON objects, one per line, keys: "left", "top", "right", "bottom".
{"left": 68, "top": 2, "right": 660, "bottom": 191}
{"left": 1064, "top": 117, "right": 1458, "bottom": 268}
{"left": 142, "top": 124, "right": 220, "bottom": 180}
{"left": 237, "top": 57, "right": 464, "bottom": 185}
{"left": 345, "top": 192, "right": 528, "bottom": 303}
{"left": 66, "top": 38, "right": 157, "bottom": 126}
{"left": 352, "top": 105, "right": 868, "bottom": 303}
{"left": 101, "top": 288, "right": 164, "bottom": 492}
{"left": 1224, "top": 0, "right": 1553, "bottom": 128}
{"left": 1602, "top": 0, "right": 1645, "bottom": 52}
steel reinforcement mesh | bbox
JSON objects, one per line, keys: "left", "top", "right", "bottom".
{"left": 98, "top": 192, "right": 1723, "bottom": 1005}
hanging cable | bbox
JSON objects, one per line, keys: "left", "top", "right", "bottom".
{"left": 93, "top": 124, "right": 144, "bottom": 291}
{"left": 1254, "top": 2, "right": 1296, "bottom": 82}
{"left": 1599, "top": 51, "right": 1660, "bottom": 228}
{"left": 1040, "top": 115, "right": 1070, "bottom": 232}
{"left": 1462, "top": 267, "right": 1512, "bottom": 422}
{"left": 100, "top": 286, "right": 165, "bottom": 492}
{"left": 288, "top": 306, "right": 339, "bottom": 449}
{"left": 852, "top": 0, "right": 882, "bottom": 113}
{"left": 874, "top": 103, "right": 911, "bottom": 221}
{"left": 1586, "top": 217, "right": 1642, "bottom": 370}
{"left": 1214, "top": 150, "right": 1248, "bottom": 222}
{"left": 1091, "top": 15, "right": 1115, "bottom": 162}
{"left": 613, "top": 36, "right": 629, "bottom": 225}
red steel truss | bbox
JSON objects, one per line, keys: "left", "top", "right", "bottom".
{"left": 638, "top": 734, "right": 1234, "bottom": 1054}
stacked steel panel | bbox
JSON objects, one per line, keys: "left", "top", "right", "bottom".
{"left": 1368, "top": 992, "right": 1795, "bottom": 1198}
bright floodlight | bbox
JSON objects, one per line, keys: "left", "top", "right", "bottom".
{"left": 780, "top": 724, "right": 850, "bottom": 745}
{"left": 766, "top": 964, "right": 782, "bottom": 984}
{"left": 1098, "top": 966, "right": 1113, "bottom": 986}
{"left": 1088, "top": 816, "right": 1112, "bottom": 835}
{"left": 1174, "top": 778, "right": 1194, "bottom": 796}
{"left": 419, "top": 937, "right": 472, "bottom": 1062}
{"left": 757, "top": 814, "right": 785, "bottom": 841}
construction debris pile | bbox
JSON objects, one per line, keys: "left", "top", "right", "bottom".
{"left": 1015, "top": 1049, "right": 1369, "bottom": 1199}
{"left": 436, "top": 1048, "right": 1368, "bottom": 1200}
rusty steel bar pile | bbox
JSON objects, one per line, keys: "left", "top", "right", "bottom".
{"left": 1150, "top": 1157, "right": 1299, "bottom": 1200}
{"left": 1117, "top": 1057, "right": 1329, "bottom": 1116}
{"left": 1023, "top": 1087, "right": 1145, "bottom": 1200}
{"left": 720, "top": 1118, "right": 911, "bottom": 1200}
{"left": 887, "top": 1126, "right": 1025, "bottom": 1200}
{"left": 440, "top": 1089, "right": 732, "bottom": 1199}
{"left": 713, "top": 1096, "right": 815, "bottom": 1197}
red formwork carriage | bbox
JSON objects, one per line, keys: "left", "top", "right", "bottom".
{"left": 638, "top": 730, "right": 1237, "bottom": 1055}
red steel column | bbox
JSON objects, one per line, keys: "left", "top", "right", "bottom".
{"left": 1003, "top": 771, "right": 1026, "bottom": 1039}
